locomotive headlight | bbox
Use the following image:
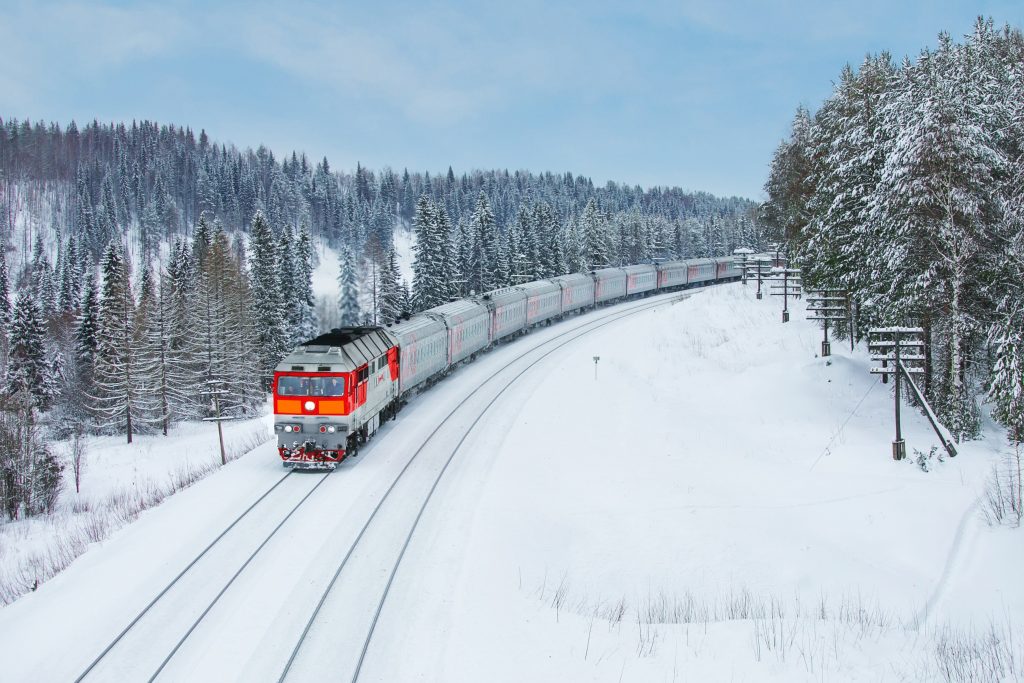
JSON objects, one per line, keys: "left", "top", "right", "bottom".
{"left": 327, "top": 426, "right": 336, "bottom": 433}
{"left": 284, "top": 425, "right": 293, "bottom": 433}
{"left": 304, "top": 401, "right": 315, "bottom": 411}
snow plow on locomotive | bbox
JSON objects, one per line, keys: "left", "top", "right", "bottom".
{"left": 273, "top": 328, "right": 400, "bottom": 470}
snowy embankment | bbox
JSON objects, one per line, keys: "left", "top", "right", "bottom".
{"left": 365, "top": 283, "right": 1021, "bottom": 682}
{"left": 0, "top": 414, "right": 271, "bottom": 604}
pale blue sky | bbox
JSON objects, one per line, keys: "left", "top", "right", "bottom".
{"left": 1, "top": 1, "right": 1020, "bottom": 199}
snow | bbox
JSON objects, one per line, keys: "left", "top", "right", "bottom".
{"left": 0, "top": 412, "right": 271, "bottom": 604}
{"left": 0, "top": 282, "right": 1020, "bottom": 681}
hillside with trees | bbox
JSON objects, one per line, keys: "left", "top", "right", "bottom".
{"left": 0, "top": 116, "right": 763, "bottom": 520}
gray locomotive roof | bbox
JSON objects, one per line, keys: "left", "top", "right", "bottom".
{"left": 277, "top": 327, "right": 393, "bottom": 371}
{"left": 516, "top": 280, "right": 559, "bottom": 294}
{"left": 622, "top": 264, "right": 656, "bottom": 274}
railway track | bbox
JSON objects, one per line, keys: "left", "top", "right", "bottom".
{"left": 277, "top": 291, "right": 692, "bottom": 683}
{"left": 74, "top": 289, "right": 692, "bottom": 682}
{"left": 74, "top": 470, "right": 330, "bottom": 682}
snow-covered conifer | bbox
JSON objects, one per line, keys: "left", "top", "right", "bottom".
{"left": 337, "top": 245, "right": 361, "bottom": 326}
{"left": 248, "top": 210, "right": 288, "bottom": 389}
{"left": 5, "top": 292, "right": 53, "bottom": 409}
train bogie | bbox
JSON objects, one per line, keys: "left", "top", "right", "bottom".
{"left": 592, "top": 267, "right": 628, "bottom": 303}
{"left": 480, "top": 288, "right": 528, "bottom": 342}
{"left": 550, "top": 273, "right": 595, "bottom": 314}
{"left": 623, "top": 264, "right": 657, "bottom": 296}
{"left": 423, "top": 299, "right": 490, "bottom": 366}
{"left": 516, "top": 280, "right": 562, "bottom": 326}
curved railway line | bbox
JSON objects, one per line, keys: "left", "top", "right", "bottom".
{"left": 74, "top": 289, "right": 695, "bottom": 682}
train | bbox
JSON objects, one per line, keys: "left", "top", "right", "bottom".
{"left": 273, "top": 256, "right": 744, "bottom": 469}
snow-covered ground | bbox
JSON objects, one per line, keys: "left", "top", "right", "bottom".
{"left": 1, "top": 282, "right": 1020, "bottom": 681}
{"left": 0, "top": 413, "right": 271, "bottom": 604}
{"left": 365, "top": 283, "right": 1020, "bottom": 681}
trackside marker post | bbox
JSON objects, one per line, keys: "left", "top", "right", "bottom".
{"left": 593, "top": 356, "right": 600, "bottom": 380}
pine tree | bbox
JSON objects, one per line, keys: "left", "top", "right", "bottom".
{"left": 470, "top": 191, "right": 500, "bottom": 293}
{"left": 580, "top": 199, "right": 611, "bottom": 270}
{"left": 248, "top": 211, "right": 288, "bottom": 389}
{"left": 91, "top": 242, "right": 142, "bottom": 442}
{"left": 0, "top": 247, "right": 10, "bottom": 376}
{"left": 337, "top": 245, "right": 361, "bottom": 326}
{"left": 75, "top": 272, "right": 100, "bottom": 400}
{"left": 294, "top": 221, "right": 319, "bottom": 339}
{"left": 378, "top": 247, "right": 401, "bottom": 325}
{"left": 130, "top": 263, "right": 165, "bottom": 433}
{"left": 5, "top": 292, "right": 53, "bottom": 409}
{"left": 411, "top": 195, "right": 447, "bottom": 310}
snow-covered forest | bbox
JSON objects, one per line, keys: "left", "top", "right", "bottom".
{"left": 761, "top": 18, "right": 1024, "bottom": 446}
{"left": 0, "top": 117, "right": 762, "bottom": 522}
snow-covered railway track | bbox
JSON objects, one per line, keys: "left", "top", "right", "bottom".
{"left": 275, "top": 292, "right": 691, "bottom": 683}
{"left": 74, "top": 470, "right": 330, "bottom": 682}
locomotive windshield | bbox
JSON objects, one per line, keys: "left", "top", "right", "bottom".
{"left": 277, "top": 375, "right": 346, "bottom": 397}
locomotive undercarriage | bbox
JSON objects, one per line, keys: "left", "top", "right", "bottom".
{"left": 279, "top": 399, "right": 401, "bottom": 471}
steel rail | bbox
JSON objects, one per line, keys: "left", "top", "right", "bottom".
{"left": 75, "top": 468, "right": 295, "bottom": 682}
{"left": 275, "top": 290, "right": 691, "bottom": 682}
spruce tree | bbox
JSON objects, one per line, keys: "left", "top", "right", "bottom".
{"left": 337, "top": 245, "right": 361, "bottom": 326}
{"left": 91, "top": 243, "right": 139, "bottom": 442}
{"left": 6, "top": 292, "right": 52, "bottom": 410}
{"left": 248, "top": 210, "right": 288, "bottom": 389}
{"left": 378, "top": 247, "right": 402, "bottom": 325}
{"left": 294, "top": 221, "right": 319, "bottom": 339}
{"left": 470, "top": 192, "right": 500, "bottom": 293}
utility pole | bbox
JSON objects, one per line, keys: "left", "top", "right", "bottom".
{"left": 203, "top": 379, "right": 236, "bottom": 465}
{"left": 745, "top": 257, "right": 771, "bottom": 300}
{"left": 806, "top": 289, "right": 848, "bottom": 357}
{"left": 769, "top": 266, "right": 802, "bottom": 323}
{"left": 868, "top": 327, "right": 956, "bottom": 460}
{"left": 733, "top": 247, "right": 754, "bottom": 285}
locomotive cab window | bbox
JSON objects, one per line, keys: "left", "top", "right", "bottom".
{"left": 277, "top": 375, "right": 345, "bottom": 396}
